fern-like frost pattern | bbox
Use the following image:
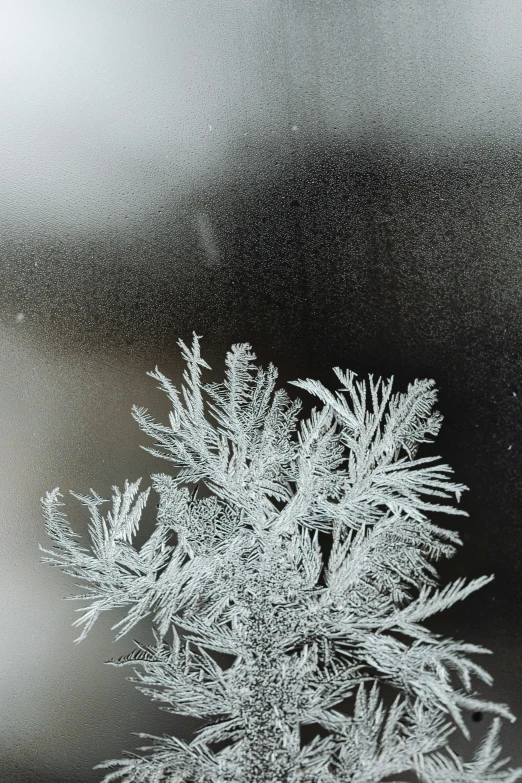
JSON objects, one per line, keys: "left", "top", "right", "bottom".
{"left": 41, "top": 335, "right": 521, "bottom": 782}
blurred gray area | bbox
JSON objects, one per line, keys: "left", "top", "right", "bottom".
{"left": 1, "top": 1, "right": 522, "bottom": 780}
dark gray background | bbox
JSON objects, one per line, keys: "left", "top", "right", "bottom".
{"left": 1, "top": 1, "right": 522, "bottom": 779}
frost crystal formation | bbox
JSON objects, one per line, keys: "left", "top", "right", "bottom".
{"left": 41, "top": 336, "right": 521, "bottom": 782}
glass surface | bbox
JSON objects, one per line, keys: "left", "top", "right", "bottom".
{"left": 1, "top": 1, "right": 521, "bottom": 779}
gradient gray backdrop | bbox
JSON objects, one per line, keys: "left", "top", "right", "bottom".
{"left": 1, "top": 1, "right": 522, "bottom": 780}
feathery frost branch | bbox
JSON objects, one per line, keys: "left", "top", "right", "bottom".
{"left": 41, "top": 334, "right": 520, "bottom": 782}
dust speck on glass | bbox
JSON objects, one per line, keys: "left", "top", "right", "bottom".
{"left": 41, "top": 336, "right": 521, "bottom": 783}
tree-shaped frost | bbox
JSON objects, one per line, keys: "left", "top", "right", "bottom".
{"left": 41, "top": 335, "right": 521, "bottom": 783}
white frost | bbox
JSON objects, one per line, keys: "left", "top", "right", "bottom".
{"left": 41, "top": 335, "right": 521, "bottom": 783}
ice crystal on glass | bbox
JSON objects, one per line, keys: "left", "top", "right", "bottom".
{"left": 41, "top": 335, "right": 521, "bottom": 782}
